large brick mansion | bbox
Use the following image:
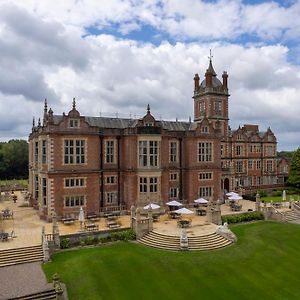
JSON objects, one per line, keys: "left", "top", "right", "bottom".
{"left": 29, "top": 59, "right": 280, "bottom": 220}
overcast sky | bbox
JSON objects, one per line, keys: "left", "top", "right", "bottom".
{"left": 0, "top": 0, "right": 299, "bottom": 151}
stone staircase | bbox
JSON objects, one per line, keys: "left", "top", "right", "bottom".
{"left": 188, "top": 233, "right": 232, "bottom": 251}
{"left": 284, "top": 210, "right": 300, "bottom": 222}
{"left": 0, "top": 245, "right": 44, "bottom": 267}
{"left": 139, "top": 231, "right": 232, "bottom": 251}
{"left": 11, "top": 289, "right": 57, "bottom": 300}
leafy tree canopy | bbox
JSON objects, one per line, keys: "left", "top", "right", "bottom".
{"left": 287, "top": 147, "right": 300, "bottom": 189}
{"left": 0, "top": 139, "right": 28, "bottom": 180}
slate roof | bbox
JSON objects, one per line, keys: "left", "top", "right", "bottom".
{"left": 53, "top": 115, "right": 192, "bottom": 131}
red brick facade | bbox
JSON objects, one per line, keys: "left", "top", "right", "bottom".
{"left": 29, "top": 60, "right": 280, "bottom": 221}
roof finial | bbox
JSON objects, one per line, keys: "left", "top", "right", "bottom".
{"left": 72, "top": 97, "right": 76, "bottom": 109}
{"left": 32, "top": 117, "right": 35, "bottom": 127}
{"left": 44, "top": 98, "right": 48, "bottom": 112}
{"left": 208, "top": 49, "right": 213, "bottom": 62}
{"left": 147, "top": 104, "right": 150, "bottom": 114}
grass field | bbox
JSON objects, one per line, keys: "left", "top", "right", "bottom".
{"left": 43, "top": 222, "right": 300, "bottom": 300}
{"left": 0, "top": 179, "right": 28, "bottom": 186}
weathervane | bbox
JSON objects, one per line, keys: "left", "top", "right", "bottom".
{"left": 208, "top": 49, "right": 213, "bottom": 61}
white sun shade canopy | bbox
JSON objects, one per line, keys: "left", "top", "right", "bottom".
{"left": 166, "top": 200, "right": 183, "bottom": 206}
{"left": 194, "top": 198, "right": 208, "bottom": 204}
{"left": 143, "top": 203, "right": 160, "bottom": 210}
{"left": 174, "top": 207, "right": 194, "bottom": 214}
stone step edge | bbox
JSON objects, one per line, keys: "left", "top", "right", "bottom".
{"left": 141, "top": 236, "right": 227, "bottom": 246}
{"left": 12, "top": 289, "right": 56, "bottom": 300}
{"left": 0, "top": 245, "right": 42, "bottom": 254}
{"left": 0, "top": 250, "right": 43, "bottom": 258}
{"left": 0, "top": 257, "right": 44, "bottom": 268}
{"left": 152, "top": 230, "right": 216, "bottom": 239}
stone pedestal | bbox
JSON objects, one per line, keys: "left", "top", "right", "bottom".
{"left": 255, "top": 193, "right": 261, "bottom": 212}
{"left": 207, "top": 199, "right": 222, "bottom": 225}
{"left": 180, "top": 228, "right": 189, "bottom": 251}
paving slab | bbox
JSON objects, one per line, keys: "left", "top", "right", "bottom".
{"left": 0, "top": 262, "right": 53, "bottom": 300}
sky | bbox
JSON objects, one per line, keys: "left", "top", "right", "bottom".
{"left": 0, "top": 0, "right": 299, "bottom": 151}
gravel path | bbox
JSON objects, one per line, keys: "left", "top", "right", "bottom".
{"left": 0, "top": 262, "right": 53, "bottom": 300}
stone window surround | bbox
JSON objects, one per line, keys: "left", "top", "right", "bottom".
{"left": 62, "top": 138, "right": 87, "bottom": 165}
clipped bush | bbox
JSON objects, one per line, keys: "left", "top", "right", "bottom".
{"left": 99, "top": 236, "right": 111, "bottom": 243}
{"left": 83, "top": 236, "right": 94, "bottom": 245}
{"left": 221, "top": 211, "right": 264, "bottom": 224}
{"left": 110, "top": 229, "right": 136, "bottom": 242}
{"left": 258, "top": 190, "right": 268, "bottom": 198}
{"left": 60, "top": 238, "right": 70, "bottom": 249}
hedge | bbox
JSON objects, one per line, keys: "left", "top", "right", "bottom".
{"left": 221, "top": 211, "right": 264, "bottom": 224}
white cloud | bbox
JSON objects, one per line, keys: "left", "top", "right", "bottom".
{"left": 0, "top": 1, "right": 300, "bottom": 151}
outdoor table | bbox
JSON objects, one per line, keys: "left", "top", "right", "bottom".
{"left": 87, "top": 214, "right": 100, "bottom": 222}
{"left": 2, "top": 209, "right": 13, "bottom": 219}
{"left": 152, "top": 214, "right": 160, "bottom": 222}
{"left": 274, "top": 203, "right": 281, "bottom": 209}
{"left": 0, "top": 232, "right": 9, "bottom": 242}
{"left": 169, "top": 211, "right": 180, "bottom": 219}
{"left": 196, "top": 208, "right": 207, "bottom": 216}
{"left": 85, "top": 223, "right": 99, "bottom": 231}
{"left": 177, "top": 220, "right": 191, "bottom": 228}
{"left": 62, "top": 218, "right": 75, "bottom": 225}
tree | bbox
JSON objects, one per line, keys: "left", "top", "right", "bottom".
{"left": 0, "top": 140, "right": 28, "bottom": 180}
{"left": 287, "top": 148, "right": 300, "bottom": 189}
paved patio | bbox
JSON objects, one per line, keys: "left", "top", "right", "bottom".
{"left": 1, "top": 192, "right": 273, "bottom": 249}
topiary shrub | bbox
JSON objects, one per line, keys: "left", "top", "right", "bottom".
{"left": 60, "top": 238, "right": 70, "bottom": 249}
{"left": 221, "top": 211, "right": 264, "bottom": 224}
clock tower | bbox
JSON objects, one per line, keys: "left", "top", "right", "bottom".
{"left": 193, "top": 54, "right": 229, "bottom": 137}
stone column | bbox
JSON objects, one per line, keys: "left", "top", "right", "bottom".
{"left": 52, "top": 213, "right": 60, "bottom": 249}
{"left": 255, "top": 193, "right": 261, "bottom": 212}
{"left": 147, "top": 207, "right": 153, "bottom": 232}
{"left": 42, "top": 226, "right": 50, "bottom": 262}
{"left": 130, "top": 205, "right": 135, "bottom": 229}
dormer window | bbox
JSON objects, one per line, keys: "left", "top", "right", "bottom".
{"left": 69, "top": 119, "right": 79, "bottom": 128}
{"left": 202, "top": 126, "right": 209, "bottom": 133}
{"left": 144, "top": 123, "right": 154, "bottom": 127}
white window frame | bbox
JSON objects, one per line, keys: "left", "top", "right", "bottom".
{"left": 198, "top": 142, "right": 213, "bottom": 162}
{"left": 105, "top": 140, "right": 115, "bottom": 164}
{"left": 64, "top": 139, "right": 86, "bottom": 164}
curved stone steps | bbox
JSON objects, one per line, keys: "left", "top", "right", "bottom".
{"left": 138, "top": 231, "right": 232, "bottom": 251}
{"left": 285, "top": 210, "right": 300, "bottom": 222}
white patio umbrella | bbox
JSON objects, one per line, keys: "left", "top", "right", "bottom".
{"left": 166, "top": 200, "right": 183, "bottom": 206}
{"left": 228, "top": 194, "right": 243, "bottom": 201}
{"left": 78, "top": 206, "right": 85, "bottom": 230}
{"left": 144, "top": 203, "right": 160, "bottom": 210}
{"left": 194, "top": 198, "right": 208, "bottom": 204}
{"left": 226, "top": 191, "right": 239, "bottom": 197}
{"left": 174, "top": 207, "right": 194, "bottom": 214}
{"left": 282, "top": 190, "right": 286, "bottom": 201}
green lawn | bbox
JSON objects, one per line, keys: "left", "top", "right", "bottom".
{"left": 43, "top": 222, "right": 300, "bottom": 300}
{"left": 0, "top": 179, "right": 28, "bottom": 186}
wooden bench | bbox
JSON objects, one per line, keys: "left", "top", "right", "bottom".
{"left": 62, "top": 218, "right": 75, "bottom": 225}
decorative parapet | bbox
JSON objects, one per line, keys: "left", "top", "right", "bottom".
{"left": 216, "top": 223, "right": 237, "bottom": 243}
{"left": 41, "top": 226, "right": 50, "bottom": 262}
